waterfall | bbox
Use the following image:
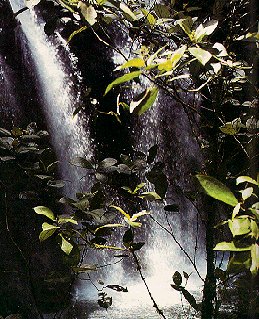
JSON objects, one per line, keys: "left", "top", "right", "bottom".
{"left": 8, "top": 0, "right": 95, "bottom": 195}
{"left": 5, "top": 1, "right": 207, "bottom": 317}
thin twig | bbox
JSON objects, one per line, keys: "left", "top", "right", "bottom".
{"left": 131, "top": 251, "right": 168, "bottom": 319}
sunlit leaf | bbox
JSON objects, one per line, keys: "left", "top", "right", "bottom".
{"left": 189, "top": 47, "right": 212, "bottom": 65}
{"left": 70, "top": 157, "right": 94, "bottom": 169}
{"left": 236, "top": 176, "right": 258, "bottom": 186}
{"left": 196, "top": 175, "right": 238, "bottom": 207}
{"left": 110, "top": 205, "right": 130, "bottom": 220}
{"left": 104, "top": 71, "right": 141, "bottom": 95}
{"left": 119, "top": 2, "right": 137, "bottom": 21}
{"left": 132, "top": 87, "right": 159, "bottom": 115}
{"left": 240, "top": 187, "right": 254, "bottom": 200}
{"left": 39, "top": 222, "right": 59, "bottom": 241}
{"left": 78, "top": 2, "right": 97, "bottom": 26}
{"left": 228, "top": 218, "right": 251, "bottom": 236}
{"left": 34, "top": 206, "right": 55, "bottom": 221}
{"left": 116, "top": 58, "right": 145, "bottom": 70}
{"left": 58, "top": 216, "right": 78, "bottom": 225}
{"left": 138, "top": 192, "right": 162, "bottom": 200}
{"left": 59, "top": 234, "right": 73, "bottom": 255}
{"left": 250, "top": 244, "right": 259, "bottom": 275}
{"left": 131, "top": 210, "right": 150, "bottom": 221}
{"left": 214, "top": 241, "right": 251, "bottom": 251}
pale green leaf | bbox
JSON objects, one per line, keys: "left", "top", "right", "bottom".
{"left": 59, "top": 234, "right": 73, "bottom": 255}
{"left": 125, "top": 218, "right": 142, "bottom": 228}
{"left": 189, "top": 47, "right": 212, "bottom": 65}
{"left": 232, "top": 203, "right": 241, "bottom": 219}
{"left": 119, "top": 2, "right": 137, "bottom": 21}
{"left": 236, "top": 176, "right": 258, "bottom": 186}
{"left": 250, "top": 244, "right": 259, "bottom": 275}
{"left": 78, "top": 3, "right": 97, "bottom": 26}
{"left": 194, "top": 20, "right": 218, "bottom": 42}
{"left": 131, "top": 210, "right": 150, "bottom": 221}
{"left": 39, "top": 223, "right": 59, "bottom": 241}
{"left": 34, "top": 206, "right": 55, "bottom": 221}
{"left": 240, "top": 187, "right": 254, "bottom": 200}
{"left": 58, "top": 217, "right": 78, "bottom": 225}
{"left": 196, "top": 175, "right": 238, "bottom": 207}
{"left": 104, "top": 71, "right": 141, "bottom": 95}
{"left": 170, "top": 45, "right": 186, "bottom": 68}
{"left": 214, "top": 241, "right": 251, "bottom": 251}
{"left": 228, "top": 218, "right": 251, "bottom": 236}
{"left": 116, "top": 58, "right": 145, "bottom": 70}
{"left": 139, "top": 192, "right": 162, "bottom": 200}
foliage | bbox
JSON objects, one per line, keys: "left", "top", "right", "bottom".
{"left": 197, "top": 174, "right": 259, "bottom": 275}
{"left": 11, "top": 0, "right": 259, "bottom": 316}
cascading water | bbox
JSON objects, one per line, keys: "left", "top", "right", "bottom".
{"left": 72, "top": 35, "right": 207, "bottom": 319}
{"left": 4, "top": 1, "right": 207, "bottom": 317}
{"left": 8, "top": 0, "right": 95, "bottom": 195}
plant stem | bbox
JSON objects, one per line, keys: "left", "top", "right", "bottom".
{"left": 131, "top": 251, "right": 167, "bottom": 319}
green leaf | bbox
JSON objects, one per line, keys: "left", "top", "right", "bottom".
{"left": 116, "top": 58, "right": 145, "bottom": 70}
{"left": 58, "top": 216, "right": 78, "bottom": 225}
{"left": 194, "top": 20, "right": 218, "bottom": 42}
{"left": 196, "top": 175, "right": 238, "bottom": 207}
{"left": 34, "top": 206, "right": 55, "bottom": 221}
{"left": 39, "top": 222, "right": 59, "bottom": 241}
{"left": 214, "top": 241, "right": 252, "bottom": 251}
{"left": 132, "top": 87, "right": 159, "bottom": 115}
{"left": 189, "top": 47, "right": 212, "bottom": 65}
{"left": 59, "top": 234, "right": 73, "bottom": 255}
{"left": 228, "top": 218, "right": 251, "bottom": 236}
{"left": 236, "top": 176, "right": 258, "bottom": 186}
{"left": 141, "top": 8, "right": 156, "bottom": 25}
{"left": 110, "top": 205, "right": 130, "bottom": 220}
{"left": 104, "top": 71, "right": 141, "bottom": 95}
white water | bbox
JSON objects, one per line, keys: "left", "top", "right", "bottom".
{"left": 9, "top": 0, "right": 94, "bottom": 195}
{"left": 8, "top": 1, "right": 206, "bottom": 317}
